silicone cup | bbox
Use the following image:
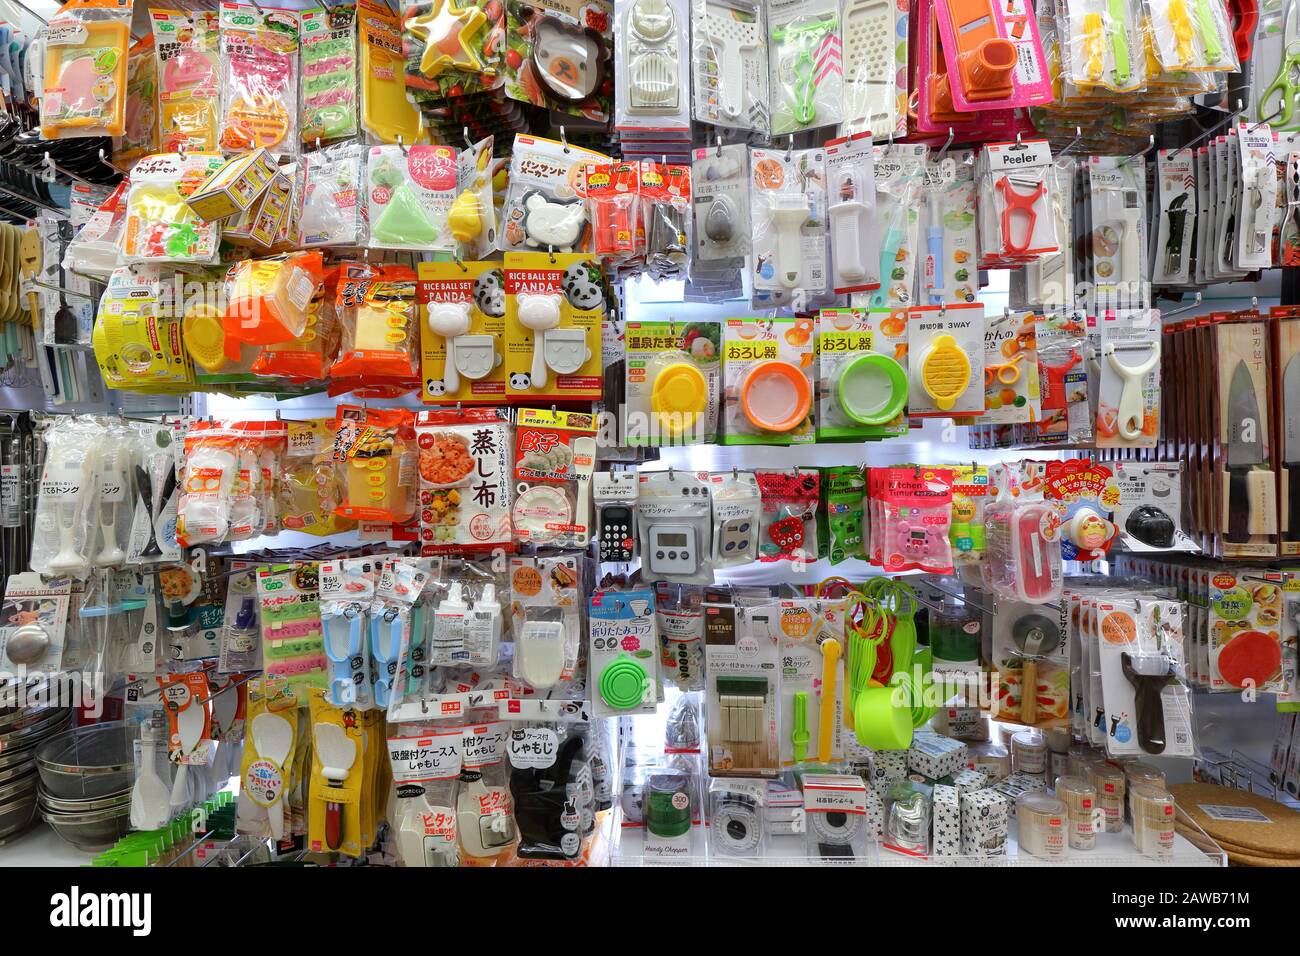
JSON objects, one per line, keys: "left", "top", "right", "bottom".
{"left": 740, "top": 361, "right": 812, "bottom": 433}
{"left": 838, "top": 353, "right": 908, "bottom": 425}
{"left": 852, "top": 684, "right": 913, "bottom": 749}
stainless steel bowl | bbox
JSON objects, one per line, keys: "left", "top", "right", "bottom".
{"left": 0, "top": 708, "right": 72, "bottom": 752}
{"left": 41, "top": 804, "right": 131, "bottom": 851}
{"left": 0, "top": 771, "right": 37, "bottom": 808}
{"left": 39, "top": 787, "right": 131, "bottom": 815}
{"left": 0, "top": 795, "right": 37, "bottom": 842}
{"left": 0, "top": 757, "right": 35, "bottom": 787}
{"left": 36, "top": 722, "right": 132, "bottom": 800}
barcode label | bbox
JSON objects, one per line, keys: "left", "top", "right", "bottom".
{"left": 1198, "top": 804, "right": 1271, "bottom": 823}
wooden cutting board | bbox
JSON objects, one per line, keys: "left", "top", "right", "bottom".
{"left": 1170, "top": 783, "right": 1300, "bottom": 856}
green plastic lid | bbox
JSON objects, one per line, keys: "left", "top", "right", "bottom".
{"left": 838, "top": 352, "right": 908, "bottom": 426}
{"left": 599, "top": 656, "right": 648, "bottom": 711}
{"left": 373, "top": 182, "right": 439, "bottom": 246}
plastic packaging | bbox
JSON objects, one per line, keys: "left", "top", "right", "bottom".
{"left": 298, "top": 143, "right": 365, "bottom": 247}
{"left": 497, "top": 134, "right": 609, "bottom": 254}
{"left": 151, "top": 8, "right": 220, "bottom": 153}
{"left": 614, "top": 0, "right": 690, "bottom": 129}
{"left": 512, "top": 408, "right": 597, "bottom": 549}
{"left": 584, "top": 160, "right": 642, "bottom": 259}
{"left": 767, "top": 0, "right": 842, "bottom": 134}
{"left": 30, "top": 416, "right": 103, "bottom": 577}
{"left": 640, "top": 160, "right": 692, "bottom": 279}
{"left": 365, "top": 144, "right": 459, "bottom": 252}
{"left": 510, "top": 554, "right": 584, "bottom": 693}
{"left": 748, "top": 144, "right": 829, "bottom": 310}
{"left": 114, "top": 34, "right": 159, "bottom": 165}
{"left": 755, "top": 468, "right": 819, "bottom": 563}
{"left": 277, "top": 417, "right": 354, "bottom": 537}
{"left": 120, "top": 152, "right": 226, "bottom": 265}
{"left": 637, "top": 469, "right": 713, "bottom": 584}
{"left": 329, "top": 263, "right": 420, "bottom": 390}
{"left": 218, "top": 2, "right": 300, "bottom": 158}
{"left": 414, "top": 407, "right": 514, "bottom": 555}
{"left": 222, "top": 251, "right": 326, "bottom": 363}
{"left": 332, "top": 405, "right": 417, "bottom": 524}
{"left": 876, "top": 466, "right": 954, "bottom": 574}
{"left": 176, "top": 419, "right": 286, "bottom": 547}
{"left": 690, "top": 0, "right": 768, "bottom": 132}
{"left": 40, "top": 0, "right": 133, "bottom": 140}
{"left": 300, "top": 4, "right": 358, "bottom": 145}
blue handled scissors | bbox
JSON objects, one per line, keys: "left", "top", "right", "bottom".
{"left": 1261, "top": 0, "right": 1300, "bottom": 126}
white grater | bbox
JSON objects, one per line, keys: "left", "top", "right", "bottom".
{"left": 841, "top": 0, "right": 896, "bottom": 137}
{"left": 696, "top": 0, "right": 763, "bottom": 126}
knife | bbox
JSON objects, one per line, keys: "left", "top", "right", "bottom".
{"left": 1226, "top": 360, "right": 1265, "bottom": 543}
{"left": 1284, "top": 354, "right": 1300, "bottom": 539}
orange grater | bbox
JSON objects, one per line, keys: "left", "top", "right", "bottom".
{"left": 943, "top": 0, "right": 1016, "bottom": 101}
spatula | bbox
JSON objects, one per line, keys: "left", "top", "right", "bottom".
{"left": 130, "top": 723, "right": 171, "bottom": 831}
{"left": 251, "top": 712, "right": 293, "bottom": 839}
{"left": 314, "top": 722, "right": 357, "bottom": 850}
{"left": 169, "top": 694, "right": 206, "bottom": 809}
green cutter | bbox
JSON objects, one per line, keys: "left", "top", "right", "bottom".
{"left": 791, "top": 691, "right": 810, "bottom": 762}
{"left": 1106, "top": 0, "right": 1131, "bottom": 85}
{"left": 772, "top": 16, "right": 839, "bottom": 128}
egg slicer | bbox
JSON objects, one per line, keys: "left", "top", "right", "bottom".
{"left": 841, "top": 0, "right": 896, "bottom": 135}
{"left": 919, "top": 333, "right": 972, "bottom": 411}
{"left": 626, "top": 0, "right": 681, "bottom": 111}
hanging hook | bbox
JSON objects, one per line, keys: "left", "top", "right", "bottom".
{"left": 1163, "top": 291, "right": 1202, "bottom": 317}
{"left": 1059, "top": 126, "right": 1083, "bottom": 157}
{"left": 717, "top": 134, "right": 723, "bottom": 157}
{"left": 786, "top": 134, "right": 794, "bottom": 162}
{"left": 936, "top": 127, "right": 955, "bottom": 163}
{"left": 560, "top": 125, "right": 569, "bottom": 153}
{"left": 463, "top": 126, "right": 473, "bottom": 150}
{"left": 1184, "top": 99, "right": 1245, "bottom": 151}
{"left": 396, "top": 134, "right": 408, "bottom": 156}
{"left": 1250, "top": 104, "right": 1284, "bottom": 131}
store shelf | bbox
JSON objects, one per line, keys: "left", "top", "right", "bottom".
{"left": 0, "top": 822, "right": 98, "bottom": 867}
{"left": 610, "top": 812, "right": 1226, "bottom": 867}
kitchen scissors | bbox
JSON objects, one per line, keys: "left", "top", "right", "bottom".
{"left": 1260, "top": 0, "right": 1300, "bottom": 126}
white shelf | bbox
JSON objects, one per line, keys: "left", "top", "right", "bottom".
{"left": 611, "top": 812, "right": 1225, "bottom": 867}
{"left": 0, "top": 822, "right": 98, "bottom": 867}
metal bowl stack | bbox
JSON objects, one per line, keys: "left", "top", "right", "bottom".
{"left": 0, "top": 706, "right": 73, "bottom": 843}
{"left": 36, "top": 721, "right": 134, "bottom": 851}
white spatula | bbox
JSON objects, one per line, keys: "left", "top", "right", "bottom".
{"left": 169, "top": 696, "right": 206, "bottom": 809}
{"left": 130, "top": 723, "right": 171, "bottom": 831}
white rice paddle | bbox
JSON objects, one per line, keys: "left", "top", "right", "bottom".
{"left": 169, "top": 698, "right": 206, "bottom": 810}
{"left": 251, "top": 712, "right": 293, "bottom": 840}
{"left": 130, "top": 723, "right": 171, "bottom": 831}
